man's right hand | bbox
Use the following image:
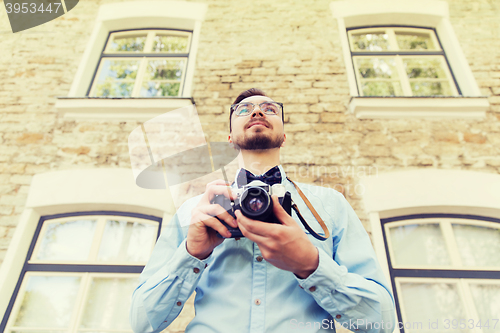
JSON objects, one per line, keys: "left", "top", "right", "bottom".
{"left": 186, "top": 179, "right": 237, "bottom": 260}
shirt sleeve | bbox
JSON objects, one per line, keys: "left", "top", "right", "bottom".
{"left": 129, "top": 213, "right": 209, "bottom": 333}
{"left": 295, "top": 192, "right": 396, "bottom": 333}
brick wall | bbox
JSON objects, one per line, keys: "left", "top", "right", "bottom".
{"left": 0, "top": 0, "right": 499, "bottom": 330}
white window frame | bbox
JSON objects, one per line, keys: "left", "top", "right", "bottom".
{"left": 330, "top": 0, "right": 490, "bottom": 119}
{"left": 0, "top": 168, "right": 176, "bottom": 327}
{"left": 360, "top": 169, "right": 500, "bottom": 333}
{"left": 55, "top": 1, "right": 207, "bottom": 121}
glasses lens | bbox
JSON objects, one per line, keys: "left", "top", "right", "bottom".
{"left": 235, "top": 103, "right": 252, "bottom": 116}
{"left": 260, "top": 102, "right": 280, "bottom": 115}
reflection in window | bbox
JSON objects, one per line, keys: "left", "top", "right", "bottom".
{"left": 90, "top": 29, "right": 191, "bottom": 97}
{"left": 349, "top": 27, "right": 458, "bottom": 97}
{"left": 35, "top": 219, "right": 97, "bottom": 261}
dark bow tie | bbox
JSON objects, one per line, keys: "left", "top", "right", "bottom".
{"left": 236, "top": 166, "right": 282, "bottom": 188}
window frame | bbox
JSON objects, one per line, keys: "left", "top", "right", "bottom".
{"left": 88, "top": 28, "right": 193, "bottom": 98}
{"left": 0, "top": 211, "right": 162, "bottom": 332}
{"left": 381, "top": 213, "right": 500, "bottom": 333}
{"left": 348, "top": 26, "right": 460, "bottom": 97}
{"left": 330, "top": 0, "right": 489, "bottom": 119}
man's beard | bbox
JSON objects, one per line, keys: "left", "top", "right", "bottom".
{"left": 233, "top": 132, "right": 284, "bottom": 151}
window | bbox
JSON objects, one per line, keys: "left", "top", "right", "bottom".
{"left": 330, "top": 0, "right": 489, "bottom": 119}
{"left": 383, "top": 215, "right": 500, "bottom": 333}
{"left": 89, "top": 29, "right": 192, "bottom": 98}
{"left": 1, "top": 212, "right": 161, "bottom": 332}
{"left": 55, "top": 1, "right": 207, "bottom": 120}
{"left": 349, "top": 27, "right": 458, "bottom": 97}
{"left": 360, "top": 169, "right": 500, "bottom": 333}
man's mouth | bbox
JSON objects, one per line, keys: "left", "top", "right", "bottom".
{"left": 247, "top": 121, "right": 269, "bottom": 129}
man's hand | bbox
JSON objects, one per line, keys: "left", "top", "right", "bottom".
{"left": 236, "top": 195, "right": 319, "bottom": 279}
{"left": 186, "top": 179, "right": 238, "bottom": 260}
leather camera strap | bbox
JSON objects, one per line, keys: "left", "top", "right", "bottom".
{"left": 287, "top": 177, "right": 330, "bottom": 241}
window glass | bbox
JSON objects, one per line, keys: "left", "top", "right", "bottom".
{"left": 97, "top": 220, "right": 157, "bottom": 262}
{"left": 354, "top": 57, "right": 403, "bottom": 96}
{"left": 140, "top": 59, "right": 185, "bottom": 97}
{"left": 469, "top": 283, "right": 500, "bottom": 333}
{"left": 35, "top": 219, "right": 97, "bottom": 261}
{"left": 153, "top": 34, "right": 189, "bottom": 53}
{"left": 388, "top": 223, "right": 451, "bottom": 267}
{"left": 106, "top": 33, "right": 147, "bottom": 52}
{"left": 351, "top": 32, "right": 389, "bottom": 51}
{"left": 399, "top": 281, "right": 469, "bottom": 333}
{"left": 395, "top": 31, "right": 437, "bottom": 50}
{"left": 93, "top": 59, "right": 141, "bottom": 97}
{"left": 453, "top": 224, "right": 500, "bottom": 267}
{"left": 78, "top": 276, "right": 139, "bottom": 331}
{"left": 13, "top": 275, "right": 81, "bottom": 328}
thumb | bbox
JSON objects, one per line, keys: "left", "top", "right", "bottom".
{"left": 272, "top": 195, "right": 294, "bottom": 226}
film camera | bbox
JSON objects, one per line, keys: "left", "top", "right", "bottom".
{"left": 211, "top": 180, "right": 292, "bottom": 238}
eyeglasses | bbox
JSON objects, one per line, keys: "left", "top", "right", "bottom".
{"left": 230, "top": 102, "right": 283, "bottom": 117}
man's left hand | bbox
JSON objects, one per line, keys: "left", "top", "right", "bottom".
{"left": 236, "top": 195, "right": 319, "bottom": 279}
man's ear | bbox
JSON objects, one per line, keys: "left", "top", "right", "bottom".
{"left": 280, "top": 133, "right": 286, "bottom": 147}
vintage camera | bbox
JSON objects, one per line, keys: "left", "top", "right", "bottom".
{"left": 211, "top": 180, "right": 292, "bottom": 238}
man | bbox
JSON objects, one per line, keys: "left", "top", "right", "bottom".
{"left": 130, "top": 88, "right": 395, "bottom": 333}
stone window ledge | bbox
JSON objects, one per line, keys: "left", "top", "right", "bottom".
{"left": 349, "top": 96, "right": 490, "bottom": 119}
{"left": 55, "top": 97, "right": 195, "bottom": 121}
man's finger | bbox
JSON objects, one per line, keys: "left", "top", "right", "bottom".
{"left": 235, "top": 210, "right": 279, "bottom": 237}
{"left": 206, "top": 183, "right": 236, "bottom": 201}
{"left": 271, "top": 195, "right": 295, "bottom": 226}
{"left": 237, "top": 217, "right": 269, "bottom": 245}
{"left": 195, "top": 213, "right": 233, "bottom": 238}
{"left": 200, "top": 204, "right": 237, "bottom": 228}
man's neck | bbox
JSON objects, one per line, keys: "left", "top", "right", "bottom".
{"left": 238, "top": 148, "right": 280, "bottom": 175}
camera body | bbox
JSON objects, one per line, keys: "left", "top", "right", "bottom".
{"left": 211, "top": 180, "right": 292, "bottom": 238}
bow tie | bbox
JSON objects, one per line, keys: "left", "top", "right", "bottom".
{"left": 236, "top": 166, "right": 282, "bottom": 188}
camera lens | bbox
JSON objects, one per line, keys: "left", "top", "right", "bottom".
{"left": 247, "top": 197, "right": 264, "bottom": 212}
{"left": 240, "top": 187, "right": 271, "bottom": 218}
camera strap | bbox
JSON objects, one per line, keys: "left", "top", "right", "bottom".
{"left": 287, "top": 177, "right": 330, "bottom": 241}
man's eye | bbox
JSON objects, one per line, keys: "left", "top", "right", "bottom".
{"left": 262, "top": 104, "right": 278, "bottom": 113}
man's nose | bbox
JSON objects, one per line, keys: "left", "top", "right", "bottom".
{"left": 251, "top": 105, "right": 265, "bottom": 117}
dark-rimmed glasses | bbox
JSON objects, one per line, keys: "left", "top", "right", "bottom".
{"left": 230, "top": 102, "right": 283, "bottom": 117}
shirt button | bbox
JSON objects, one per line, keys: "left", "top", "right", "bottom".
{"left": 309, "top": 286, "right": 316, "bottom": 292}
{"left": 193, "top": 267, "right": 200, "bottom": 274}
{"left": 254, "top": 299, "right": 261, "bottom": 305}
{"left": 204, "top": 263, "right": 208, "bottom": 268}
{"left": 256, "top": 256, "right": 263, "bottom": 262}
{"left": 176, "top": 301, "right": 182, "bottom": 306}
{"left": 336, "top": 314, "right": 342, "bottom": 319}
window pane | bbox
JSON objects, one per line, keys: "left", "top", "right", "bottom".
{"left": 410, "top": 81, "right": 453, "bottom": 96}
{"left": 350, "top": 32, "right": 390, "bottom": 51}
{"left": 152, "top": 34, "right": 189, "bottom": 53}
{"left": 355, "top": 58, "right": 399, "bottom": 79}
{"left": 35, "top": 219, "right": 96, "bottom": 261}
{"left": 361, "top": 81, "right": 403, "bottom": 97}
{"left": 404, "top": 58, "right": 448, "bottom": 79}
{"left": 97, "top": 220, "right": 157, "bottom": 262}
{"left": 13, "top": 276, "right": 81, "bottom": 328}
{"left": 399, "top": 281, "right": 469, "bottom": 333}
{"left": 140, "top": 59, "right": 185, "bottom": 97}
{"left": 92, "top": 59, "right": 141, "bottom": 97}
{"left": 396, "top": 31, "right": 437, "bottom": 50}
{"left": 107, "top": 33, "right": 146, "bottom": 52}
{"left": 469, "top": 283, "right": 500, "bottom": 333}
{"left": 453, "top": 224, "right": 500, "bottom": 267}
{"left": 388, "top": 223, "right": 451, "bottom": 266}
{"left": 78, "top": 277, "right": 139, "bottom": 330}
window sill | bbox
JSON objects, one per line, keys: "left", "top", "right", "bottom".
{"left": 55, "top": 97, "right": 195, "bottom": 121}
{"left": 349, "top": 96, "right": 490, "bottom": 119}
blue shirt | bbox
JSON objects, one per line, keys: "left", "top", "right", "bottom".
{"left": 130, "top": 165, "right": 395, "bottom": 333}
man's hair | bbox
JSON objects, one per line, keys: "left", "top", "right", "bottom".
{"left": 229, "top": 88, "right": 284, "bottom": 132}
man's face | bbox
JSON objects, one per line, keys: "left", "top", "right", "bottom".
{"left": 228, "top": 95, "right": 286, "bottom": 151}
